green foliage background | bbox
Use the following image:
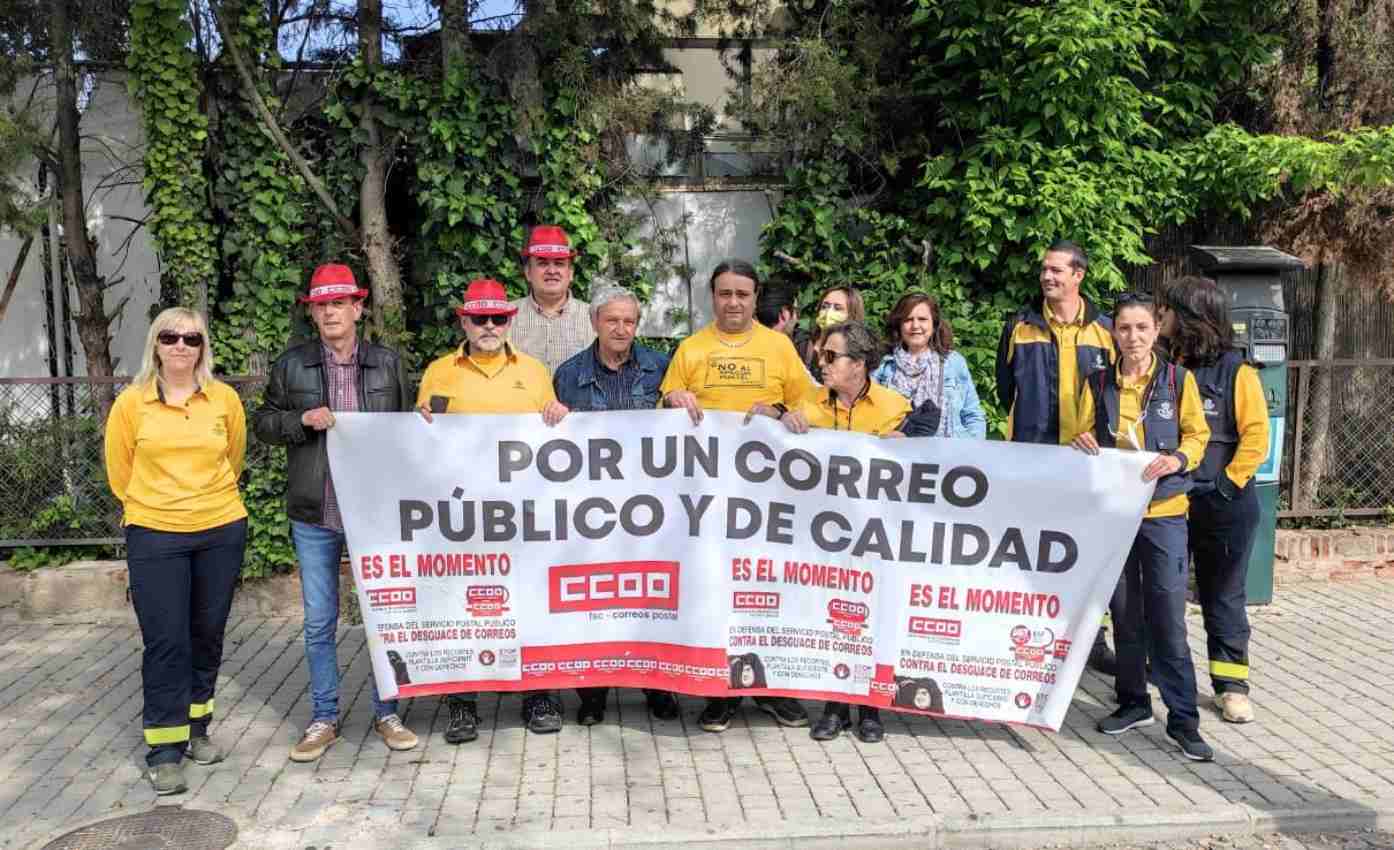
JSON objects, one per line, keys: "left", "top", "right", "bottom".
{"left": 35, "top": 0, "right": 1389, "bottom": 575}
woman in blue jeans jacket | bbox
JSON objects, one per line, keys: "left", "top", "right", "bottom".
{"left": 872, "top": 292, "right": 987, "bottom": 438}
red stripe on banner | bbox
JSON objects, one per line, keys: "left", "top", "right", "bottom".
{"left": 523, "top": 642, "right": 729, "bottom": 694}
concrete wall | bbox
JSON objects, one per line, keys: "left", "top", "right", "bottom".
{"left": 0, "top": 71, "right": 160, "bottom": 379}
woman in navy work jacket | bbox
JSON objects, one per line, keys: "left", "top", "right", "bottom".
{"left": 1159, "top": 276, "right": 1270, "bottom": 725}
{"left": 1067, "top": 292, "right": 1214, "bottom": 762}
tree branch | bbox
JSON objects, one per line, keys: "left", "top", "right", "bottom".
{"left": 208, "top": 0, "right": 358, "bottom": 240}
{"left": 0, "top": 235, "right": 35, "bottom": 328}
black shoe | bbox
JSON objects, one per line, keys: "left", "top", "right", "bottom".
{"left": 855, "top": 708, "right": 884, "bottom": 743}
{"left": 645, "top": 690, "right": 681, "bottom": 721}
{"left": 444, "top": 698, "right": 479, "bottom": 744}
{"left": 522, "top": 694, "right": 563, "bottom": 734}
{"left": 1167, "top": 726, "right": 1214, "bottom": 762}
{"left": 577, "top": 694, "right": 606, "bottom": 726}
{"left": 699, "top": 698, "right": 738, "bottom": 732}
{"left": 1097, "top": 704, "right": 1155, "bottom": 735}
{"left": 1088, "top": 630, "right": 1118, "bottom": 676}
{"left": 754, "top": 696, "right": 809, "bottom": 728}
{"left": 810, "top": 710, "right": 850, "bottom": 741}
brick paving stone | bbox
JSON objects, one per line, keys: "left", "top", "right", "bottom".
{"left": 3, "top": 580, "right": 1394, "bottom": 848}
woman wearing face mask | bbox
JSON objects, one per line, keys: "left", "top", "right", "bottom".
{"left": 779, "top": 321, "right": 911, "bottom": 743}
{"left": 1159, "top": 277, "right": 1269, "bottom": 725}
{"left": 1067, "top": 293, "right": 1213, "bottom": 762}
{"left": 801, "top": 286, "right": 865, "bottom": 379}
{"left": 871, "top": 292, "right": 987, "bottom": 438}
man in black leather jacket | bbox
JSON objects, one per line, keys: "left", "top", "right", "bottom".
{"left": 253, "top": 264, "right": 416, "bottom": 763}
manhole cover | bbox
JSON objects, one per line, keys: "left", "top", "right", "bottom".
{"left": 40, "top": 808, "right": 237, "bottom": 850}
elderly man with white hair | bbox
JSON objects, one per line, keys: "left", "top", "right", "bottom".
{"left": 550, "top": 285, "right": 681, "bottom": 724}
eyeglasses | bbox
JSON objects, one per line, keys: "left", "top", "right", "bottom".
{"left": 467, "top": 315, "right": 511, "bottom": 327}
{"left": 157, "top": 331, "right": 204, "bottom": 347}
{"left": 1114, "top": 292, "right": 1155, "bottom": 307}
{"left": 819, "top": 350, "right": 855, "bottom": 366}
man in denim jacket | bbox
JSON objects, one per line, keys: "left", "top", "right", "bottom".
{"left": 550, "top": 285, "right": 682, "bottom": 724}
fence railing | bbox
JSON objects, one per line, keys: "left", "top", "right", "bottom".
{"left": 0, "top": 376, "right": 266, "bottom": 548}
{"left": 3, "top": 362, "right": 1391, "bottom": 547}
{"left": 1281, "top": 359, "right": 1394, "bottom": 519}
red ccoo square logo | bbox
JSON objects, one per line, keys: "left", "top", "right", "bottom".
{"left": 549, "top": 561, "right": 680, "bottom": 613}
{"left": 366, "top": 587, "right": 417, "bottom": 608}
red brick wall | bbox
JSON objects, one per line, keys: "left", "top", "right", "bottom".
{"left": 1274, "top": 528, "right": 1394, "bottom": 585}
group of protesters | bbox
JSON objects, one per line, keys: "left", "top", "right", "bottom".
{"left": 102, "top": 225, "right": 1268, "bottom": 795}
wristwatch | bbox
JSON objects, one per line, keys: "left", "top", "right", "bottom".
{"left": 772, "top": 403, "right": 788, "bottom": 417}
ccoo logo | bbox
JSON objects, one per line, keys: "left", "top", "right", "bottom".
{"left": 549, "top": 561, "right": 680, "bottom": 613}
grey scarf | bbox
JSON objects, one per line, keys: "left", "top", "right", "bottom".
{"left": 889, "top": 346, "right": 948, "bottom": 436}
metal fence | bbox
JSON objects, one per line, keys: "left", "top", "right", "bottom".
{"left": 1281, "top": 360, "right": 1394, "bottom": 519}
{"left": 0, "top": 376, "right": 267, "bottom": 547}
{"left": 3, "top": 362, "right": 1392, "bottom": 547}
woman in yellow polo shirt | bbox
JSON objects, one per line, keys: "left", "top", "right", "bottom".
{"left": 104, "top": 307, "right": 248, "bottom": 796}
{"left": 1067, "top": 293, "right": 1213, "bottom": 762}
{"left": 779, "top": 321, "right": 910, "bottom": 744}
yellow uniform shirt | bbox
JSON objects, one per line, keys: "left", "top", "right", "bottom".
{"left": 1226, "top": 364, "right": 1270, "bottom": 490}
{"left": 1045, "top": 301, "right": 1087, "bottom": 445}
{"left": 1072, "top": 357, "right": 1210, "bottom": 519}
{"left": 104, "top": 379, "right": 248, "bottom": 533}
{"left": 796, "top": 383, "right": 912, "bottom": 436}
{"left": 659, "top": 323, "right": 814, "bottom": 412}
{"left": 416, "top": 343, "right": 557, "bottom": 414}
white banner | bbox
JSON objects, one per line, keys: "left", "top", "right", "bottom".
{"left": 328, "top": 410, "right": 1153, "bottom": 731}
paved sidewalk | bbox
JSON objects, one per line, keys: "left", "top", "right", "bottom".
{"left": 3, "top": 580, "right": 1394, "bottom": 849}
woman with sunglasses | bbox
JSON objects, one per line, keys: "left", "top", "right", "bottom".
{"left": 1067, "top": 293, "right": 1215, "bottom": 761}
{"left": 778, "top": 321, "right": 911, "bottom": 743}
{"left": 872, "top": 291, "right": 987, "bottom": 438}
{"left": 1159, "top": 277, "right": 1269, "bottom": 724}
{"left": 104, "top": 307, "right": 248, "bottom": 795}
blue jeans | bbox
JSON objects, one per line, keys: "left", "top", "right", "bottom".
{"left": 291, "top": 520, "right": 397, "bottom": 722}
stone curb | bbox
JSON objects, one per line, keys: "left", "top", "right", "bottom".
{"left": 207, "top": 798, "right": 1394, "bottom": 850}
{"left": 0, "top": 560, "right": 334, "bottom": 624}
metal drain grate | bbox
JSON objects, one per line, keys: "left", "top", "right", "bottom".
{"left": 40, "top": 808, "right": 237, "bottom": 850}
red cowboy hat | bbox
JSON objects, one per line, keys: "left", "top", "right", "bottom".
{"left": 454, "top": 278, "right": 518, "bottom": 317}
{"left": 521, "top": 225, "right": 576, "bottom": 260}
{"left": 300, "top": 263, "right": 369, "bottom": 303}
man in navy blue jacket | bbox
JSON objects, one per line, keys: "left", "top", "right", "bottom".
{"left": 551, "top": 284, "right": 681, "bottom": 724}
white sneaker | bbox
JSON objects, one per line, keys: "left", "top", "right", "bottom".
{"left": 1215, "top": 692, "right": 1255, "bottom": 723}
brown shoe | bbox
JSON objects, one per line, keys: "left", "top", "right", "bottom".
{"left": 289, "top": 720, "right": 339, "bottom": 762}
{"left": 373, "top": 713, "right": 419, "bottom": 751}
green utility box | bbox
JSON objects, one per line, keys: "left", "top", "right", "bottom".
{"left": 1189, "top": 246, "right": 1305, "bottom": 605}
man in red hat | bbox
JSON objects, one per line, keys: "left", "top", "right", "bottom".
{"left": 508, "top": 224, "right": 597, "bottom": 373}
{"left": 254, "top": 263, "right": 420, "bottom": 763}
{"left": 416, "top": 277, "right": 570, "bottom": 740}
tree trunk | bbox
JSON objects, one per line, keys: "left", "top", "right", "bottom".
{"left": 51, "top": 0, "right": 116, "bottom": 410}
{"left": 1297, "top": 258, "right": 1340, "bottom": 509}
{"left": 358, "top": 0, "right": 405, "bottom": 345}
{"left": 440, "top": 0, "right": 474, "bottom": 75}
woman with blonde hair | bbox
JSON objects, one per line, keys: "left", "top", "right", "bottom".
{"left": 104, "top": 307, "right": 248, "bottom": 795}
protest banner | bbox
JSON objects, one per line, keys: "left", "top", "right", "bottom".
{"left": 328, "top": 410, "right": 1154, "bottom": 731}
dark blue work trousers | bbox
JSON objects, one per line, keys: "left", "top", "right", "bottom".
{"left": 1190, "top": 487, "right": 1259, "bottom": 694}
{"left": 1109, "top": 515, "right": 1200, "bottom": 732}
{"left": 126, "top": 518, "right": 246, "bottom": 766}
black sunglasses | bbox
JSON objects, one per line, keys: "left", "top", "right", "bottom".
{"left": 467, "top": 314, "right": 510, "bottom": 327}
{"left": 1114, "top": 292, "right": 1155, "bottom": 306}
{"left": 819, "top": 350, "right": 855, "bottom": 366}
{"left": 157, "top": 331, "right": 204, "bottom": 347}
